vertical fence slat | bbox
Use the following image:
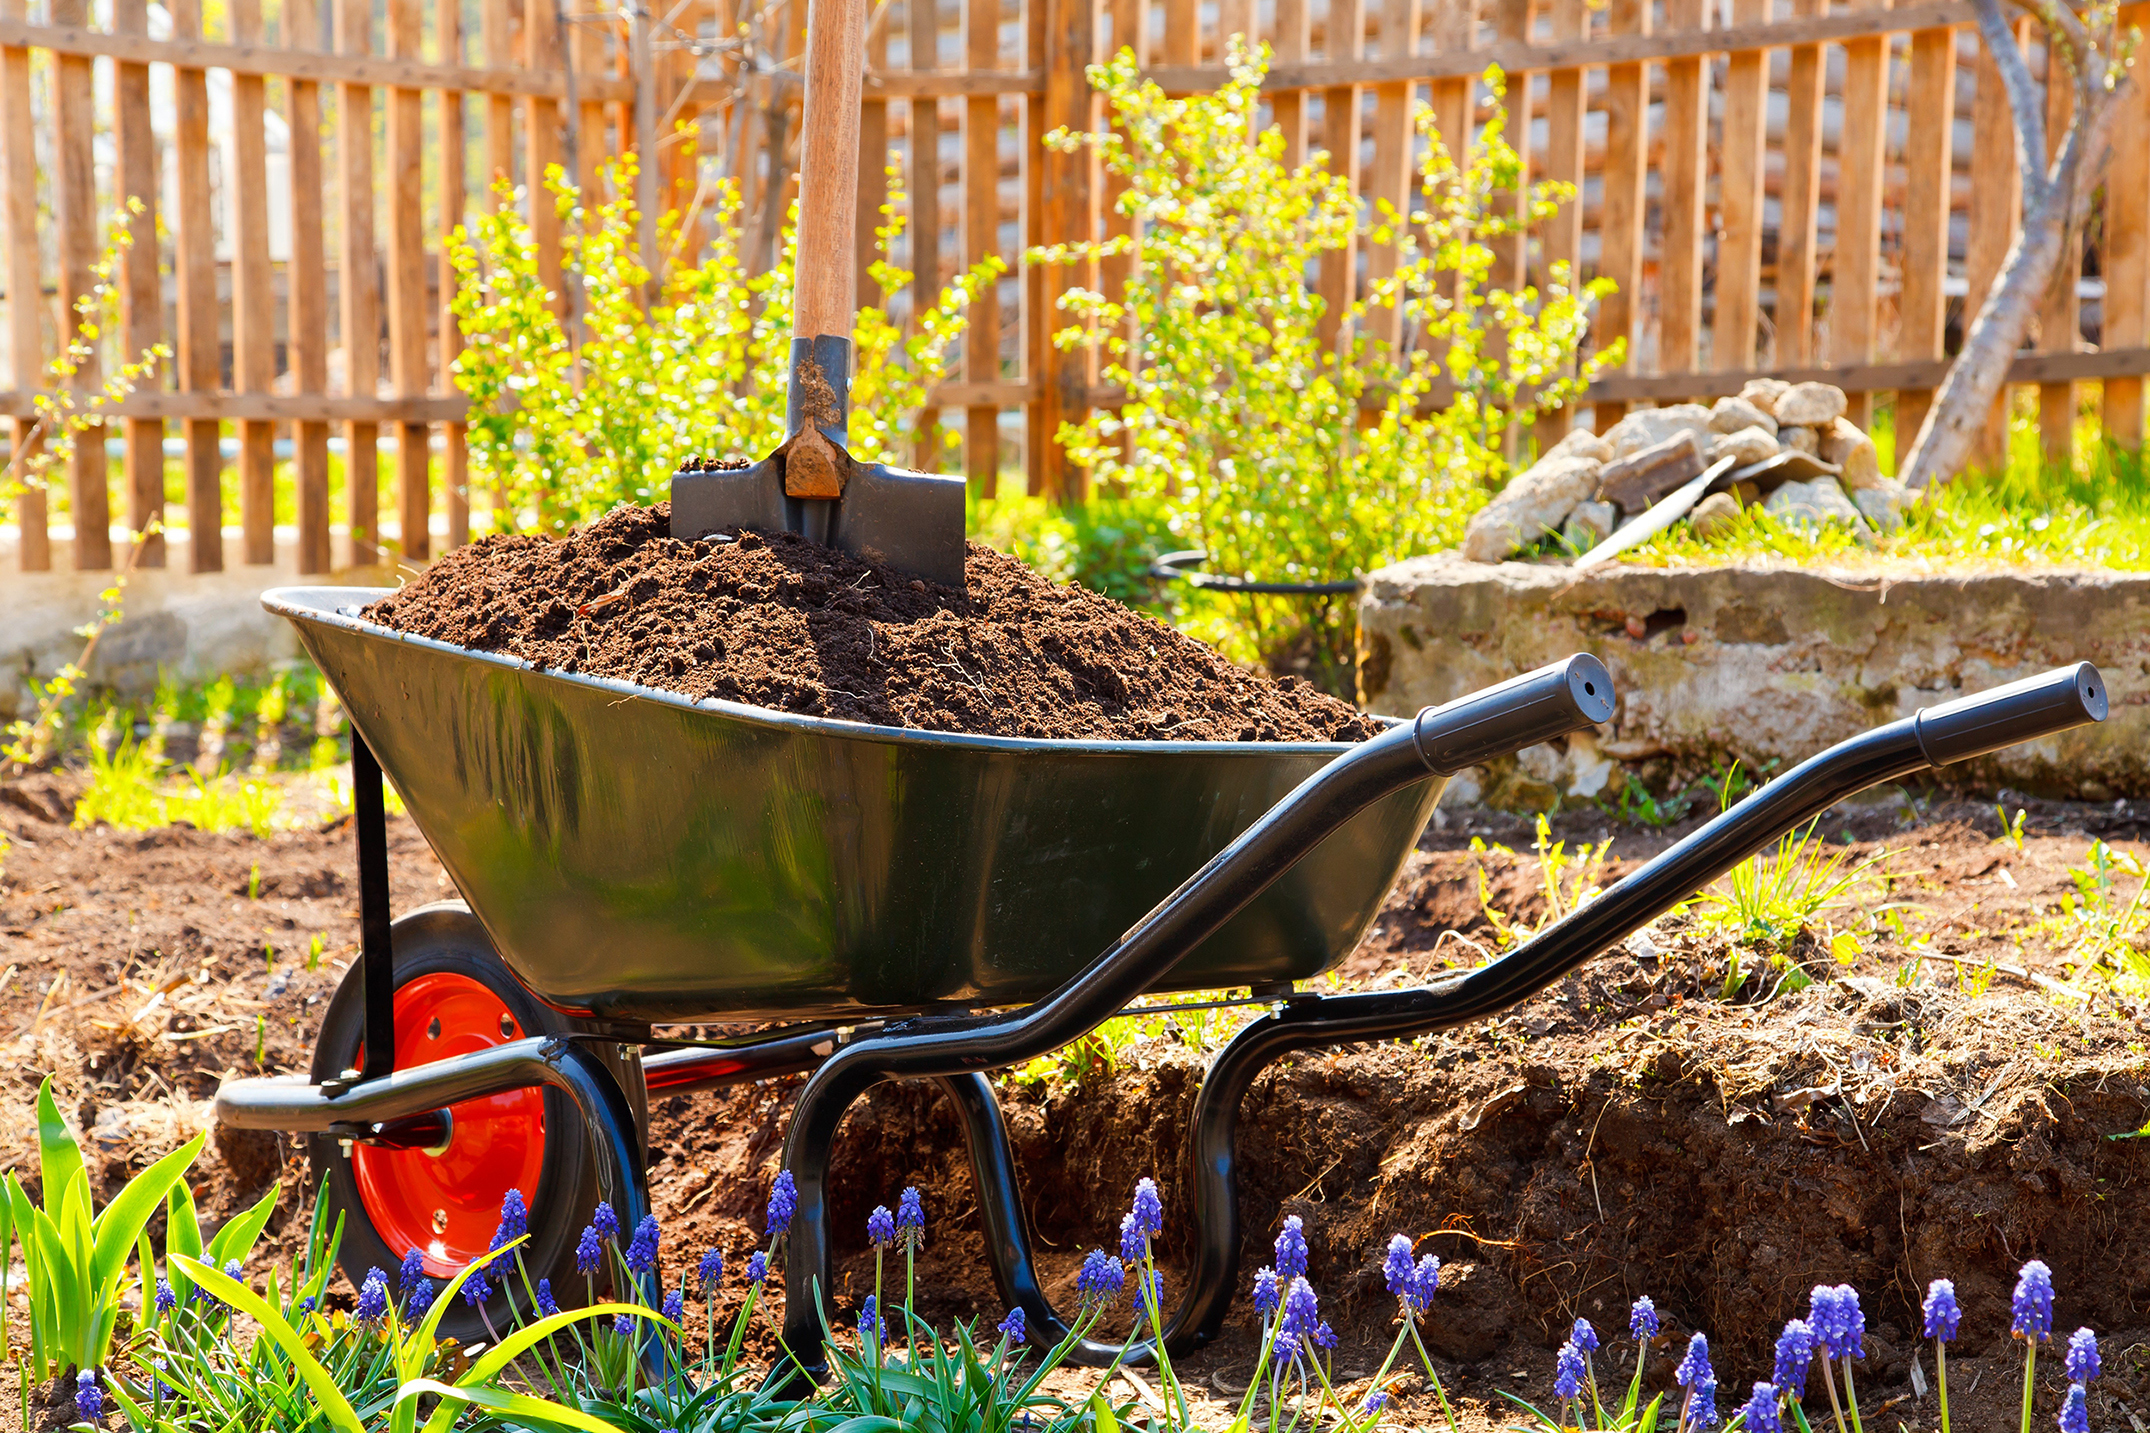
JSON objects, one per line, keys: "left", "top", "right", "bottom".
{"left": 53, "top": 0, "right": 109, "bottom": 570}
{"left": 1712, "top": 0, "right": 1767, "bottom": 371}
{"left": 1832, "top": 0, "right": 1889, "bottom": 430}
{"left": 1363, "top": 0, "right": 1419, "bottom": 352}
{"left": 1894, "top": 23, "right": 1955, "bottom": 449}
{"left": 526, "top": 0, "right": 566, "bottom": 313}
{"left": 483, "top": 0, "right": 515, "bottom": 191}
{"left": 338, "top": 0, "right": 382, "bottom": 566}
{"left": 1776, "top": 0, "right": 1824, "bottom": 367}
{"left": 1037, "top": 0, "right": 1098, "bottom": 500}
{"left": 1964, "top": 17, "right": 2022, "bottom": 468}
{"left": 1536, "top": 0, "right": 1584, "bottom": 444}
{"left": 441, "top": 0, "right": 471, "bottom": 548}
{"left": 1271, "top": 0, "right": 1307, "bottom": 165}
{"left": 913, "top": 0, "right": 944, "bottom": 471}
{"left": 113, "top": 0, "right": 165, "bottom": 566}
{"left": 2037, "top": 44, "right": 2075, "bottom": 469}
{"left": 1313, "top": 0, "right": 1364, "bottom": 354}
{"left": 0, "top": 0, "right": 43, "bottom": 571}
{"left": 172, "top": 0, "right": 218, "bottom": 572}
{"left": 1491, "top": 0, "right": 1533, "bottom": 294}
{"left": 288, "top": 0, "right": 332, "bottom": 572}
{"left": 1657, "top": 0, "right": 1705, "bottom": 373}
{"left": 2104, "top": 5, "right": 2150, "bottom": 450}
{"left": 388, "top": 0, "right": 429, "bottom": 560}
{"left": 860, "top": 3, "right": 889, "bottom": 303}
{"left": 1594, "top": 0, "right": 1647, "bottom": 429}
{"left": 1097, "top": 0, "right": 1136, "bottom": 482}
{"left": 1162, "top": 0, "right": 1196, "bottom": 65}
{"left": 575, "top": 16, "right": 606, "bottom": 201}
{"left": 1023, "top": 0, "right": 1044, "bottom": 493}
{"left": 233, "top": 0, "right": 277, "bottom": 564}
{"left": 964, "top": 0, "right": 1002, "bottom": 494}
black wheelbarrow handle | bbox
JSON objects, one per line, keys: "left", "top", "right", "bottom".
{"left": 778, "top": 662, "right": 2106, "bottom": 1376}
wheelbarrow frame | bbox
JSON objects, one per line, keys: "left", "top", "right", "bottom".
{"left": 213, "top": 646, "right": 2106, "bottom": 1377}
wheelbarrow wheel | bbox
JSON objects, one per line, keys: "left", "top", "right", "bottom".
{"left": 306, "top": 901, "right": 605, "bottom": 1342}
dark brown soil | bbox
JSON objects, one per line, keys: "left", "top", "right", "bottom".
{"left": 359, "top": 504, "right": 1377, "bottom": 743}
{"left": 7, "top": 776, "right": 2150, "bottom": 1430}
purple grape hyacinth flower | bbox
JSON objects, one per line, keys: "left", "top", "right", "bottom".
{"left": 1361, "top": 1390, "right": 1389, "bottom": 1416}
{"left": 2059, "top": 1382, "right": 2090, "bottom": 1433}
{"left": 700, "top": 1247, "right": 724, "bottom": 1296}
{"left": 747, "top": 1250, "right": 769, "bottom": 1285}
{"left": 2014, "top": 1260, "right": 2055, "bottom": 1341}
{"left": 1408, "top": 1256, "right": 1440, "bottom": 1314}
{"left": 998, "top": 1306, "right": 1026, "bottom": 1342}
{"left": 1826, "top": 1285, "right": 1865, "bottom": 1360}
{"left": 399, "top": 1247, "right": 427, "bottom": 1297}
{"left": 1554, "top": 1341, "right": 1587, "bottom": 1400}
{"left": 537, "top": 1279, "right": 559, "bottom": 1317}
{"left": 591, "top": 1202, "right": 619, "bottom": 1242}
{"left": 1119, "top": 1213, "right": 1144, "bottom": 1266}
{"left": 576, "top": 1225, "right": 603, "bottom": 1276}
{"left": 1631, "top": 1296, "right": 1660, "bottom": 1341}
{"left": 859, "top": 1294, "right": 885, "bottom": 1343}
{"left": 897, "top": 1187, "right": 926, "bottom": 1249}
{"left": 1312, "top": 1320, "right": 1337, "bottom": 1350}
{"left": 75, "top": 1370, "right": 101, "bottom": 1423}
{"left": 1275, "top": 1217, "right": 1309, "bottom": 1280}
{"left": 1572, "top": 1317, "right": 1600, "bottom": 1354}
{"left": 1252, "top": 1267, "right": 1281, "bottom": 1317}
{"left": 625, "top": 1215, "right": 661, "bottom": 1275}
{"left": 407, "top": 1278, "right": 437, "bottom": 1319}
{"left": 868, "top": 1205, "right": 896, "bottom": 1248}
{"left": 2067, "top": 1328, "right": 2101, "bottom": 1384}
{"left": 1280, "top": 1276, "right": 1320, "bottom": 1344}
{"left": 355, "top": 1267, "right": 390, "bottom": 1326}
{"left": 1690, "top": 1378, "right": 1721, "bottom": 1429}
{"left": 663, "top": 1288, "right": 685, "bottom": 1323}
{"left": 1773, "top": 1319, "right": 1815, "bottom": 1397}
{"left": 461, "top": 1262, "right": 493, "bottom": 1307}
{"left": 154, "top": 1279, "right": 176, "bottom": 1314}
{"left": 1676, "top": 1333, "right": 1713, "bottom": 1390}
{"left": 613, "top": 1310, "right": 635, "bottom": 1336}
{"left": 767, "top": 1172, "right": 797, "bottom": 1238}
{"left": 1740, "top": 1382, "right": 1782, "bottom": 1433}
{"left": 1132, "top": 1265, "right": 1164, "bottom": 1315}
{"left": 1924, "top": 1280, "right": 1961, "bottom": 1342}
{"left": 1077, "top": 1250, "right": 1125, "bottom": 1307}
{"left": 1130, "top": 1178, "right": 1163, "bottom": 1237}
{"left": 491, "top": 1189, "right": 528, "bottom": 1252}
{"left": 1382, "top": 1236, "right": 1414, "bottom": 1298}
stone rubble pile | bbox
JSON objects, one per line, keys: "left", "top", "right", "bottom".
{"left": 1461, "top": 380, "right": 1915, "bottom": 563}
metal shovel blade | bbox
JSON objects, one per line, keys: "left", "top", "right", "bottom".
{"left": 668, "top": 337, "right": 969, "bottom": 590}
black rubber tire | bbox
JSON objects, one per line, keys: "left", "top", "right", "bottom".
{"left": 306, "top": 902, "right": 604, "bottom": 1342}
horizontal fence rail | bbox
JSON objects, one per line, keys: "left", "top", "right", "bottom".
{"left": 3, "top": 0, "right": 2146, "bottom": 575}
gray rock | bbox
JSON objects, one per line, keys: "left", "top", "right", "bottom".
{"left": 1819, "top": 416, "right": 1882, "bottom": 490}
{"left": 1780, "top": 425, "right": 1820, "bottom": 455}
{"left": 1545, "top": 426, "right": 1614, "bottom": 464}
{"left": 1690, "top": 491, "right": 1743, "bottom": 541}
{"left": 1852, "top": 479, "right": 1915, "bottom": 531}
{"left": 1709, "top": 425, "right": 1780, "bottom": 467}
{"left": 1774, "top": 381, "right": 1849, "bottom": 428}
{"left": 1603, "top": 404, "right": 1714, "bottom": 459}
{"left": 1709, "top": 395, "right": 1779, "bottom": 437}
{"left": 1763, "top": 475, "right": 1866, "bottom": 530}
{"left": 1461, "top": 452, "right": 1603, "bottom": 561}
{"left": 1596, "top": 430, "right": 1709, "bottom": 513}
{"left": 1739, "top": 378, "right": 1790, "bottom": 415}
{"left": 1562, "top": 500, "right": 1618, "bottom": 549}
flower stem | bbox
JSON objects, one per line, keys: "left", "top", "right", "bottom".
{"left": 1822, "top": 1356, "right": 1850, "bottom": 1433}
{"left": 1841, "top": 1357, "right": 1864, "bottom": 1433}
{"left": 2019, "top": 1341, "right": 2038, "bottom": 1433}
{"left": 1406, "top": 1318, "right": 1463, "bottom": 1433}
{"left": 1936, "top": 1341, "right": 1951, "bottom": 1433}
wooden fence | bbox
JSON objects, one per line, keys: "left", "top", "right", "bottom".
{"left": 4, "top": 0, "right": 2148, "bottom": 574}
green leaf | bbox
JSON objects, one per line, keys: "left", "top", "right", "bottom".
{"left": 452, "top": 1302, "right": 671, "bottom": 1387}
{"left": 202, "top": 1180, "right": 279, "bottom": 1269}
{"left": 26, "top": 1203, "right": 85, "bottom": 1373}
{"left": 172, "top": 1254, "right": 368, "bottom": 1433}
{"left": 89, "top": 1132, "right": 204, "bottom": 1287}
{"left": 1088, "top": 1389, "right": 1121, "bottom": 1433}
{"left": 34, "top": 1077, "right": 85, "bottom": 1223}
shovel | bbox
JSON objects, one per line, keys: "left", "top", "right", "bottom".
{"left": 670, "top": 0, "right": 969, "bottom": 588}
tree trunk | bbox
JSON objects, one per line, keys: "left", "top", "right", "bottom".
{"left": 1898, "top": 0, "right": 2123, "bottom": 490}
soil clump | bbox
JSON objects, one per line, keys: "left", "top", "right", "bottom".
{"left": 359, "top": 504, "right": 1376, "bottom": 742}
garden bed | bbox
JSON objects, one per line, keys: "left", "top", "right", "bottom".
{"left": 4, "top": 776, "right": 2150, "bottom": 1429}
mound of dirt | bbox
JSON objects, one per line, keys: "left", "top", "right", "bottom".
{"left": 359, "top": 504, "right": 1377, "bottom": 743}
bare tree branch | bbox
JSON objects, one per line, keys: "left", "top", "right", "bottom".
{"left": 1979, "top": 0, "right": 2050, "bottom": 203}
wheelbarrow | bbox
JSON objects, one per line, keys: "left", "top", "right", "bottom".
{"left": 213, "top": 581, "right": 2107, "bottom": 1373}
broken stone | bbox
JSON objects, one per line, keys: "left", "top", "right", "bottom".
{"left": 1709, "top": 425, "right": 1780, "bottom": 467}
{"left": 1819, "top": 415, "right": 1882, "bottom": 490}
{"left": 1709, "top": 395, "right": 1779, "bottom": 437}
{"left": 1545, "top": 426, "right": 1615, "bottom": 464}
{"left": 1690, "top": 491, "right": 1743, "bottom": 541}
{"left": 1461, "top": 452, "right": 1604, "bottom": 561}
{"left": 1602, "top": 404, "right": 1714, "bottom": 459}
{"left": 1851, "top": 478, "right": 1915, "bottom": 532}
{"left": 1595, "top": 429, "right": 1708, "bottom": 514}
{"left": 1764, "top": 475, "right": 1866, "bottom": 531}
{"left": 1780, "top": 425, "right": 1820, "bottom": 456}
{"left": 1562, "top": 500, "right": 1618, "bottom": 550}
{"left": 1773, "top": 381, "right": 1849, "bottom": 428}
{"left": 1739, "top": 377, "right": 1790, "bottom": 414}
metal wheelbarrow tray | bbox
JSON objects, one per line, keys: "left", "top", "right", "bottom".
{"left": 268, "top": 586, "right": 1442, "bottom": 1022}
{"left": 217, "top": 583, "right": 2109, "bottom": 1380}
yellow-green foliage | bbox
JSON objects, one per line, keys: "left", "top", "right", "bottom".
{"left": 449, "top": 152, "right": 1000, "bottom": 538}
{"left": 1037, "top": 49, "right": 1619, "bottom": 678}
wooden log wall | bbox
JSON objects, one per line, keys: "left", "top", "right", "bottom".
{"left": 3, "top": 0, "right": 2147, "bottom": 574}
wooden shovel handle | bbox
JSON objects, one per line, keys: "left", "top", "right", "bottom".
{"left": 791, "top": 0, "right": 869, "bottom": 343}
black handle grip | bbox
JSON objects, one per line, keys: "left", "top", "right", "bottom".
{"left": 1411, "top": 654, "right": 1616, "bottom": 775}
{"left": 1912, "top": 662, "right": 2108, "bottom": 768}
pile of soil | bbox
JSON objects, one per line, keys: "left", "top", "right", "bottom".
{"left": 359, "top": 504, "right": 1377, "bottom": 743}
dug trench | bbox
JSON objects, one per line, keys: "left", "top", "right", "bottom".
{"left": 4, "top": 776, "right": 2150, "bottom": 1429}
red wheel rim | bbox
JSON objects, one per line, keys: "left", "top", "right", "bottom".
{"left": 351, "top": 972, "right": 548, "bottom": 1278}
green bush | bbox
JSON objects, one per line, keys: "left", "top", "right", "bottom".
{"left": 1034, "top": 48, "right": 1618, "bottom": 684}
{"left": 449, "top": 153, "right": 999, "bottom": 537}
